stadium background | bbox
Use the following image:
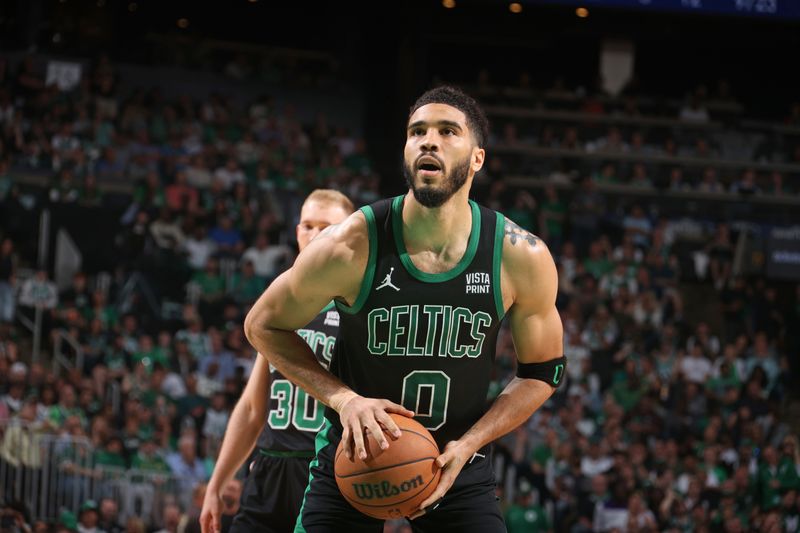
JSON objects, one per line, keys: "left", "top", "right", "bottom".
{"left": 1, "top": 0, "right": 799, "bottom": 531}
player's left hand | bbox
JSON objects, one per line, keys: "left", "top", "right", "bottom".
{"left": 408, "top": 440, "right": 473, "bottom": 520}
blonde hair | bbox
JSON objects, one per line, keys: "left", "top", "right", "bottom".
{"left": 304, "top": 189, "right": 355, "bottom": 214}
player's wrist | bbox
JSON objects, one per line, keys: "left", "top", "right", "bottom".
{"left": 456, "top": 432, "right": 485, "bottom": 456}
{"left": 330, "top": 390, "right": 359, "bottom": 413}
{"left": 205, "top": 479, "right": 225, "bottom": 495}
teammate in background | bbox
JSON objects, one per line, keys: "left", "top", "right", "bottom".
{"left": 200, "top": 190, "right": 355, "bottom": 533}
{"left": 245, "top": 86, "right": 565, "bottom": 532}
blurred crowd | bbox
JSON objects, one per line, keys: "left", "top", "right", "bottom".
{"left": 0, "top": 54, "right": 799, "bottom": 533}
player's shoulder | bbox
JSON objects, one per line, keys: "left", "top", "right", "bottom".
{"left": 498, "top": 216, "right": 558, "bottom": 308}
{"left": 305, "top": 209, "right": 369, "bottom": 265}
{"left": 499, "top": 216, "right": 553, "bottom": 271}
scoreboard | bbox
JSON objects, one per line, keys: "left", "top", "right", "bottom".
{"left": 530, "top": 0, "right": 800, "bottom": 19}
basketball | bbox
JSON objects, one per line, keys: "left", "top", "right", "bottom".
{"left": 334, "top": 414, "right": 441, "bottom": 520}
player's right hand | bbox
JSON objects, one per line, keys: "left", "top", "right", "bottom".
{"left": 337, "top": 393, "right": 414, "bottom": 461}
{"left": 200, "top": 486, "right": 223, "bottom": 533}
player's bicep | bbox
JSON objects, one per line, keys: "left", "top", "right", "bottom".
{"left": 509, "top": 305, "right": 563, "bottom": 364}
{"left": 503, "top": 229, "right": 563, "bottom": 364}
{"left": 247, "top": 260, "right": 335, "bottom": 333}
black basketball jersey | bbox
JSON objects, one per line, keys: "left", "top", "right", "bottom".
{"left": 257, "top": 304, "right": 340, "bottom": 452}
{"left": 328, "top": 195, "right": 506, "bottom": 448}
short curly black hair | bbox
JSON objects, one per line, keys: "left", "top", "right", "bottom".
{"left": 409, "top": 85, "right": 489, "bottom": 148}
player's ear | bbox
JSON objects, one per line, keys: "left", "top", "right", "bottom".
{"left": 471, "top": 147, "right": 485, "bottom": 173}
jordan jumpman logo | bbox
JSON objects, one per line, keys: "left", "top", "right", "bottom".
{"left": 376, "top": 267, "right": 401, "bottom": 291}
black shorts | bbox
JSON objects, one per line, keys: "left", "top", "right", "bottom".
{"left": 295, "top": 421, "right": 506, "bottom": 533}
{"left": 229, "top": 451, "right": 315, "bottom": 533}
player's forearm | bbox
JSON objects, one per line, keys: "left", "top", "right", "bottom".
{"left": 207, "top": 398, "right": 265, "bottom": 492}
{"left": 459, "top": 377, "right": 553, "bottom": 453}
{"left": 245, "top": 327, "right": 354, "bottom": 411}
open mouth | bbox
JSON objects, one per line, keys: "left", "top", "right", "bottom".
{"left": 416, "top": 156, "right": 443, "bottom": 175}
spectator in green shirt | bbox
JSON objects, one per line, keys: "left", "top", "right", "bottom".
{"left": 131, "top": 334, "right": 170, "bottom": 372}
{"left": 758, "top": 446, "right": 793, "bottom": 510}
{"left": 506, "top": 191, "right": 537, "bottom": 233}
{"left": 131, "top": 438, "right": 170, "bottom": 474}
{"left": 48, "top": 383, "right": 88, "bottom": 429}
{"left": 228, "top": 260, "right": 267, "bottom": 306}
{"left": 192, "top": 258, "right": 226, "bottom": 303}
{"left": 504, "top": 483, "right": 552, "bottom": 533}
{"left": 94, "top": 435, "right": 127, "bottom": 469}
{"left": 584, "top": 240, "right": 614, "bottom": 280}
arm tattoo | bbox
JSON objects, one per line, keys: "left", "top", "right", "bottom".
{"left": 504, "top": 220, "right": 541, "bottom": 248}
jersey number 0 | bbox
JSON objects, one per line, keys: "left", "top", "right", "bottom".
{"left": 400, "top": 370, "right": 451, "bottom": 431}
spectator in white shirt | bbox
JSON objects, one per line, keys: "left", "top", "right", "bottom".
{"left": 19, "top": 270, "right": 58, "bottom": 310}
{"left": 186, "top": 154, "right": 213, "bottom": 189}
{"left": 241, "top": 233, "right": 291, "bottom": 281}
{"left": 679, "top": 95, "right": 710, "bottom": 123}
{"left": 680, "top": 344, "right": 713, "bottom": 384}
{"left": 150, "top": 208, "right": 185, "bottom": 251}
{"left": 213, "top": 157, "right": 245, "bottom": 190}
{"left": 183, "top": 226, "right": 217, "bottom": 271}
{"left": 581, "top": 440, "right": 614, "bottom": 477}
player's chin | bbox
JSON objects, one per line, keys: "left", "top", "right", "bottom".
{"left": 416, "top": 171, "right": 445, "bottom": 185}
{"left": 414, "top": 174, "right": 449, "bottom": 193}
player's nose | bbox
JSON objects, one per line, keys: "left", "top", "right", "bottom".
{"left": 420, "top": 131, "right": 440, "bottom": 152}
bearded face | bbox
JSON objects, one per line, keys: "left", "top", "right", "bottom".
{"left": 403, "top": 152, "right": 471, "bottom": 208}
{"left": 403, "top": 103, "right": 483, "bottom": 208}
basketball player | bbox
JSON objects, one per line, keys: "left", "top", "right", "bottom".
{"left": 200, "top": 190, "right": 355, "bottom": 533}
{"left": 244, "top": 86, "right": 565, "bottom": 532}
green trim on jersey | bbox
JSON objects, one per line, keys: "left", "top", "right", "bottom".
{"left": 493, "top": 211, "right": 506, "bottom": 321}
{"left": 391, "top": 195, "right": 481, "bottom": 283}
{"left": 336, "top": 206, "right": 378, "bottom": 315}
{"left": 293, "top": 419, "right": 332, "bottom": 533}
{"left": 320, "top": 301, "right": 335, "bottom": 314}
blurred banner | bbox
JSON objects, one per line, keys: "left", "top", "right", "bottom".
{"left": 766, "top": 226, "right": 800, "bottom": 281}
{"left": 529, "top": 0, "right": 800, "bottom": 19}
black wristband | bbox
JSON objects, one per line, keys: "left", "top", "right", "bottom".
{"left": 516, "top": 356, "right": 567, "bottom": 387}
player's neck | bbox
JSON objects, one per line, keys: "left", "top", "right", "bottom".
{"left": 401, "top": 190, "right": 473, "bottom": 255}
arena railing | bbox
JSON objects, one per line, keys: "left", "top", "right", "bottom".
{"left": 0, "top": 422, "right": 194, "bottom": 528}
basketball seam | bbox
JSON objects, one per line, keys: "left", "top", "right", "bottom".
{"left": 339, "top": 471, "right": 439, "bottom": 509}
{"left": 335, "top": 456, "right": 436, "bottom": 479}
{"left": 399, "top": 428, "right": 439, "bottom": 449}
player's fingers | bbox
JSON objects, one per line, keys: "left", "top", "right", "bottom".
{"left": 435, "top": 450, "right": 450, "bottom": 468}
{"left": 212, "top": 511, "right": 222, "bottom": 533}
{"left": 199, "top": 511, "right": 210, "bottom": 533}
{"left": 200, "top": 508, "right": 216, "bottom": 533}
{"left": 351, "top": 421, "right": 368, "bottom": 460}
{"left": 382, "top": 400, "right": 415, "bottom": 418}
{"left": 408, "top": 496, "right": 444, "bottom": 520}
{"left": 375, "top": 409, "right": 402, "bottom": 439}
{"left": 365, "top": 414, "right": 389, "bottom": 450}
{"left": 416, "top": 467, "right": 456, "bottom": 512}
{"left": 341, "top": 425, "right": 354, "bottom": 460}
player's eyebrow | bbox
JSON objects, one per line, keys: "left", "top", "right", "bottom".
{"left": 407, "top": 120, "right": 463, "bottom": 133}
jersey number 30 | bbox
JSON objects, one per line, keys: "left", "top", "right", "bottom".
{"left": 268, "top": 380, "right": 325, "bottom": 432}
{"left": 400, "top": 370, "right": 451, "bottom": 431}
